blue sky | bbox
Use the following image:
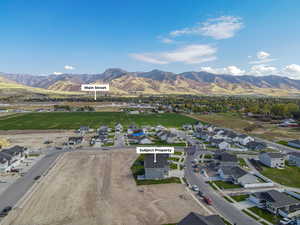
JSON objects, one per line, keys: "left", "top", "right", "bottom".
{"left": 1, "top": 0, "right": 300, "bottom": 78}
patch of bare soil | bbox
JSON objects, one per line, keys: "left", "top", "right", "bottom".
{"left": 2, "top": 150, "right": 206, "bottom": 225}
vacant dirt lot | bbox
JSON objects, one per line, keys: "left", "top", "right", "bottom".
{"left": 3, "top": 150, "right": 206, "bottom": 225}
{"left": 0, "top": 131, "right": 76, "bottom": 149}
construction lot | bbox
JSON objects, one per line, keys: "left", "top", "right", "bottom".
{"left": 2, "top": 150, "right": 206, "bottom": 225}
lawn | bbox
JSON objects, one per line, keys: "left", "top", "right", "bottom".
{"left": 170, "top": 163, "right": 178, "bottom": 170}
{"left": 0, "top": 112, "right": 197, "bottom": 130}
{"left": 248, "top": 207, "right": 281, "bottom": 224}
{"left": 277, "top": 140, "right": 300, "bottom": 150}
{"left": 169, "top": 157, "right": 180, "bottom": 162}
{"left": 231, "top": 194, "right": 249, "bottom": 202}
{"left": 260, "top": 165, "right": 300, "bottom": 188}
{"left": 213, "top": 181, "right": 242, "bottom": 189}
{"left": 238, "top": 158, "right": 248, "bottom": 167}
{"left": 173, "top": 151, "right": 183, "bottom": 156}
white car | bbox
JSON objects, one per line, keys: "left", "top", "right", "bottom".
{"left": 280, "top": 218, "right": 292, "bottom": 225}
{"left": 192, "top": 185, "right": 199, "bottom": 192}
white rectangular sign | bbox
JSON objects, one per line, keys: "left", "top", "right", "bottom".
{"left": 136, "top": 147, "right": 174, "bottom": 154}
{"left": 81, "top": 84, "right": 109, "bottom": 92}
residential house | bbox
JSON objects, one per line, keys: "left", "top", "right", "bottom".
{"left": 249, "top": 190, "right": 300, "bottom": 217}
{"left": 288, "top": 140, "right": 300, "bottom": 149}
{"left": 259, "top": 152, "right": 286, "bottom": 168}
{"left": 144, "top": 154, "right": 169, "bottom": 179}
{"left": 0, "top": 152, "right": 12, "bottom": 172}
{"left": 178, "top": 212, "right": 225, "bottom": 225}
{"left": 206, "top": 125, "right": 215, "bottom": 133}
{"left": 218, "top": 141, "right": 231, "bottom": 150}
{"left": 193, "top": 121, "right": 204, "bottom": 131}
{"left": 218, "top": 166, "right": 259, "bottom": 187}
{"left": 279, "top": 119, "right": 299, "bottom": 127}
{"left": 129, "top": 110, "right": 139, "bottom": 114}
{"left": 182, "top": 124, "right": 193, "bottom": 130}
{"left": 246, "top": 141, "right": 267, "bottom": 151}
{"left": 68, "top": 137, "right": 83, "bottom": 145}
{"left": 79, "top": 126, "right": 90, "bottom": 135}
{"left": 139, "top": 137, "right": 152, "bottom": 145}
{"left": 195, "top": 130, "right": 210, "bottom": 141}
{"left": 0, "top": 145, "right": 27, "bottom": 171}
{"left": 215, "top": 152, "right": 238, "bottom": 167}
{"left": 234, "top": 134, "right": 254, "bottom": 146}
{"left": 288, "top": 152, "right": 300, "bottom": 167}
{"left": 115, "top": 123, "right": 123, "bottom": 132}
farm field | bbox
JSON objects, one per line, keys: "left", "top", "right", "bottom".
{"left": 188, "top": 112, "right": 300, "bottom": 141}
{"left": 0, "top": 112, "right": 197, "bottom": 130}
{"left": 1, "top": 150, "right": 206, "bottom": 225}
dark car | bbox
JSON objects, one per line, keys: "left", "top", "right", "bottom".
{"left": 34, "top": 175, "right": 41, "bottom": 180}
{"left": 198, "top": 191, "right": 204, "bottom": 197}
{"left": 0, "top": 206, "right": 12, "bottom": 217}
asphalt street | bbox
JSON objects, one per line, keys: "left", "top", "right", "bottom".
{"left": 184, "top": 152, "right": 261, "bottom": 225}
{"left": 0, "top": 150, "right": 63, "bottom": 211}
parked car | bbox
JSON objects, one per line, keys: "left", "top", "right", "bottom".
{"left": 10, "top": 168, "right": 19, "bottom": 173}
{"left": 203, "top": 196, "right": 212, "bottom": 205}
{"left": 34, "top": 175, "right": 41, "bottom": 180}
{"left": 192, "top": 185, "right": 199, "bottom": 192}
{"left": 198, "top": 191, "right": 204, "bottom": 197}
{"left": 0, "top": 206, "right": 12, "bottom": 217}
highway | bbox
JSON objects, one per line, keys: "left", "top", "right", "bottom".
{"left": 0, "top": 150, "right": 63, "bottom": 211}
{"left": 184, "top": 152, "right": 261, "bottom": 225}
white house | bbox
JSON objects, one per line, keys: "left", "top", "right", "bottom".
{"left": 218, "top": 141, "right": 230, "bottom": 150}
{"left": 234, "top": 134, "right": 254, "bottom": 146}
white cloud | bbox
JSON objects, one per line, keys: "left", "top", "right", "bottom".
{"left": 257, "top": 51, "right": 270, "bottom": 60}
{"left": 283, "top": 64, "right": 300, "bottom": 79}
{"left": 250, "top": 65, "right": 278, "bottom": 76}
{"left": 64, "top": 65, "right": 75, "bottom": 70}
{"left": 249, "top": 51, "right": 276, "bottom": 64}
{"left": 53, "top": 72, "right": 63, "bottom": 75}
{"left": 200, "top": 65, "right": 245, "bottom": 75}
{"left": 130, "top": 44, "right": 217, "bottom": 65}
{"left": 130, "top": 53, "right": 168, "bottom": 65}
{"left": 169, "top": 16, "right": 243, "bottom": 40}
{"left": 159, "top": 37, "right": 174, "bottom": 44}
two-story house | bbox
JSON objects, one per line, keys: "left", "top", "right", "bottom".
{"left": 259, "top": 152, "right": 285, "bottom": 168}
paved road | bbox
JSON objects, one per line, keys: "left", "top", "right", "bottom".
{"left": 0, "top": 150, "right": 63, "bottom": 211}
{"left": 184, "top": 151, "right": 260, "bottom": 225}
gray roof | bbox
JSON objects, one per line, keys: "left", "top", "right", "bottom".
{"left": 262, "top": 152, "right": 285, "bottom": 159}
{"left": 253, "top": 190, "right": 300, "bottom": 208}
{"left": 288, "top": 152, "right": 300, "bottom": 157}
{"left": 288, "top": 140, "right": 300, "bottom": 145}
{"left": 178, "top": 212, "right": 225, "bottom": 225}
{"left": 246, "top": 141, "right": 266, "bottom": 150}
{"left": 220, "top": 166, "right": 248, "bottom": 179}
{"left": 217, "top": 152, "right": 237, "bottom": 162}
{"left": 144, "top": 154, "right": 169, "bottom": 169}
{"left": 2, "top": 145, "right": 26, "bottom": 156}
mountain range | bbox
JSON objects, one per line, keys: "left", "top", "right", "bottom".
{"left": 1, "top": 68, "right": 300, "bottom": 98}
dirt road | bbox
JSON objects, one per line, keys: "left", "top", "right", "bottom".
{"left": 2, "top": 150, "right": 206, "bottom": 225}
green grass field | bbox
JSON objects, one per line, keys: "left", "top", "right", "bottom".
{"left": 261, "top": 165, "right": 300, "bottom": 188}
{"left": 213, "top": 180, "right": 242, "bottom": 189}
{"left": 0, "top": 112, "right": 197, "bottom": 130}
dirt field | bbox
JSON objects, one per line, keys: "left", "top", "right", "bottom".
{"left": 2, "top": 150, "right": 206, "bottom": 225}
{"left": 0, "top": 131, "right": 76, "bottom": 149}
